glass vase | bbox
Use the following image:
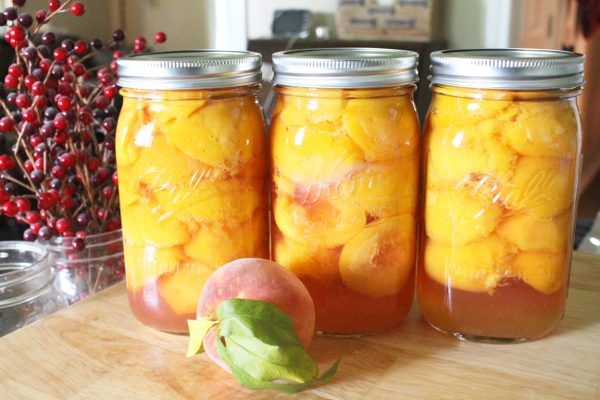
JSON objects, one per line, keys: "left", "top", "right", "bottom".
{"left": 43, "top": 230, "right": 125, "bottom": 304}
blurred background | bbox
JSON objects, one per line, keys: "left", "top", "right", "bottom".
{"left": 1, "top": 0, "right": 598, "bottom": 242}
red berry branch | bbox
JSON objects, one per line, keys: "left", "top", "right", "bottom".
{"left": 0, "top": 0, "right": 167, "bottom": 249}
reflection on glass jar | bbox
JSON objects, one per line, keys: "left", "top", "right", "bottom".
{"left": 116, "top": 51, "right": 268, "bottom": 333}
{"left": 418, "top": 49, "right": 584, "bottom": 342}
{"left": 270, "top": 48, "right": 420, "bottom": 335}
{"left": 0, "top": 242, "right": 67, "bottom": 337}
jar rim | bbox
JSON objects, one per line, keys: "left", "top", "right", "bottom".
{"left": 429, "top": 48, "right": 584, "bottom": 90}
{"left": 42, "top": 228, "right": 122, "bottom": 251}
{"left": 0, "top": 241, "right": 50, "bottom": 289}
{"left": 41, "top": 229, "right": 123, "bottom": 265}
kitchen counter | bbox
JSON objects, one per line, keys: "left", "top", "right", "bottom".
{"left": 1, "top": 252, "right": 599, "bottom": 399}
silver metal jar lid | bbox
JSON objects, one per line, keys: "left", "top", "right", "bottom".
{"left": 430, "top": 49, "right": 584, "bottom": 90}
{"left": 117, "top": 50, "right": 262, "bottom": 90}
{"left": 272, "top": 48, "right": 419, "bottom": 88}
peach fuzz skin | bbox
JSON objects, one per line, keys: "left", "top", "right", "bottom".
{"left": 196, "top": 258, "right": 316, "bottom": 373}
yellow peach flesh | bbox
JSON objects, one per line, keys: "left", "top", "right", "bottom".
{"left": 424, "top": 91, "right": 578, "bottom": 294}
{"left": 504, "top": 101, "right": 578, "bottom": 158}
{"left": 120, "top": 200, "right": 190, "bottom": 247}
{"left": 339, "top": 215, "right": 416, "bottom": 297}
{"left": 273, "top": 194, "right": 365, "bottom": 249}
{"left": 158, "top": 262, "right": 214, "bottom": 315}
{"left": 426, "top": 186, "right": 503, "bottom": 245}
{"left": 424, "top": 236, "right": 513, "bottom": 293}
{"left": 505, "top": 157, "right": 575, "bottom": 219}
{"left": 273, "top": 234, "right": 340, "bottom": 285}
{"left": 498, "top": 212, "right": 571, "bottom": 252}
{"left": 511, "top": 251, "right": 566, "bottom": 294}
{"left": 343, "top": 97, "right": 419, "bottom": 161}
{"left": 271, "top": 116, "right": 364, "bottom": 184}
{"left": 124, "top": 242, "right": 186, "bottom": 290}
{"left": 118, "top": 91, "right": 268, "bottom": 320}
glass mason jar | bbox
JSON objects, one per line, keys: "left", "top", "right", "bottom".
{"left": 116, "top": 51, "right": 268, "bottom": 333}
{"left": 43, "top": 229, "right": 124, "bottom": 304}
{"left": 0, "top": 242, "right": 67, "bottom": 337}
{"left": 419, "top": 49, "right": 584, "bottom": 342}
{"left": 270, "top": 48, "right": 420, "bottom": 335}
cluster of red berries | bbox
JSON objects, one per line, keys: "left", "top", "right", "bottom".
{"left": 0, "top": 0, "right": 166, "bottom": 249}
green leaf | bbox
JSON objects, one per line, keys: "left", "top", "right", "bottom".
{"left": 216, "top": 298, "right": 318, "bottom": 383}
{"left": 213, "top": 298, "right": 341, "bottom": 393}
{"left": 186, "top": 318, "right": 218, "bottom": 357}
{"left": 218, "top": 335, "right": 342, "bottom": 394}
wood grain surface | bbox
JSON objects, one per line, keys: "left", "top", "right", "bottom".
{"left": 0, "top": 252, "right": 599, "bottom": 400}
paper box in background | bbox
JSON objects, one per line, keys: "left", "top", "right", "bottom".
{"left": 337, "top": 0, "right": 438, "bottom": 41}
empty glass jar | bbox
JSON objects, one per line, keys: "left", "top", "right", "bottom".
{"left": 0, "top": 241, "right": 67, "bottom": 337}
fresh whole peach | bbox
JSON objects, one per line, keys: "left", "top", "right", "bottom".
{"left": 197, "top": 258, "right": 315, "bottom": 373}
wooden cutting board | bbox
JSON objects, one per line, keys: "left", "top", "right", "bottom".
{"left": 0, "top": 252, "right": 599, "bottom": 399}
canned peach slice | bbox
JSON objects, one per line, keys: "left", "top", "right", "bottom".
{"left": 504, "top": 101, "right": 578, "bottom": 158}
{"left": 273, "top": 194, "right": 365, "bottom": 249}
{"left": 428, "top": 92, "right": 512, "bottom": 129}
{"left": 148, "top": 99, "right": 208, "bottom": 128}
{"left": 505, "top": 156, "right": 575, "bottom": 218}
{"left": 183, "top": 211, "right": 267, "bottom": 268}
{"left": 158, "top": 262, "right": 213, "bottom": 316}
{"left": 163, "top": 97, "right": 263, "bottom": 172}
{"left": 339, "top": 214, "right": 415, "bottom": 297}
{"left": 117, "top": 172, "right": 143, "bottom": 206}
{"left": 334, "top": 155, "right": 418, "bottom": 219}
{"left": 343, "top": 97, "right": 419, "bottom": 161}
{"left": 278, "top": 95, "right": 346, "bottom": 126}
{"left": 497, "top": 212, "right": 570, "bottom": 252}
{"left": 424, "top": 236, "right": 512, "bottom": 293}
{"left": 271, "top": 117, "right": 363, "bottom": 183}
{"left": 124, "top": 242, "right": 186, "bottom": 290}
{"left": 427, "top": 119, "right": 516, "bottom": 184}
{"left": 425, "top": 185, "right": 503, "bottom": 246}
{"left": 274, "top": 233, "right": 340, "bottom": 285}
{"left": 125, "top": 131, "right": 207, "bottom": 189}
{"left": 115, "top": 104, "right": 144, "bottom": 167}
{"left": 272, "top": 173, "right": 297, "bottom": 197}
{"left": 153, "top": 179, "right": 261, "bottom": 223}
{"left": 120, "top": 201, "right": 190, "bottom": 247}
{"left": 512, "top": 252, "right": 566, "bottom": 294}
